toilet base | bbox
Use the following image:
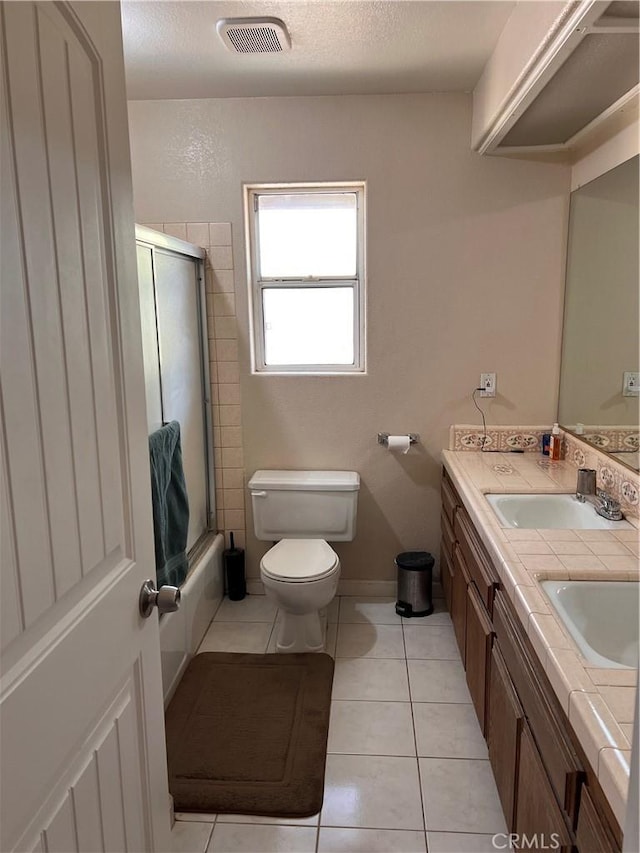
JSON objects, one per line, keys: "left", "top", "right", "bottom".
{"left": 274, "top": 608, "right": 328, "bottom": 654}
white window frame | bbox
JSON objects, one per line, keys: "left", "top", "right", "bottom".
{"left": 244, "top": 181, "right": 366, "bottom": 375}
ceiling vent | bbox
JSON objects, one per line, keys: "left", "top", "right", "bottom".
{"left": 216, "top": 17, "right": 291, "bottom": 54}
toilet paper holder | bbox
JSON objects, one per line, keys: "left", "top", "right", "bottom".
{"left": 377, "top": 432, "right": 419, "bottom": 447}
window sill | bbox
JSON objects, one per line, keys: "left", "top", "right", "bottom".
{"left": 251, "top": 369, "right": 368, "bottom": 377}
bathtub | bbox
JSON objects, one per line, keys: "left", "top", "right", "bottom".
{"left": 159, "top": 533, "right": 224, "bottom": 704}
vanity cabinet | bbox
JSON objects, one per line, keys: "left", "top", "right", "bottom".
{"left": 440, "top": 467, "right": 623, "bottom": 852}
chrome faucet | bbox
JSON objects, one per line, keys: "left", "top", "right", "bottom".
{"left": 593, "top": 490, "right": 624, "bottom": 521}
{"left": 575, "top": 468, "right": 623, "bottom": 520}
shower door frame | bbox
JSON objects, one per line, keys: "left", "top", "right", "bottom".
{"left": 135, "top": 225, "right": 216, "bottom": 547}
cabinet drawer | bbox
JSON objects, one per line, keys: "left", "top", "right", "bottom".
{"left": 454, "top": 509, "right": 498, "bottom": 614}
{"left": 576, "top": 785, "right": 618, "bottom": 853}
{"left": 493, "top": 592, "right": 582, "bottom": 821}
{"left": 441, "top": 471, "right": 459, "bottom": 528}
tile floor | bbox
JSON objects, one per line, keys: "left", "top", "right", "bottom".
{"left": 172, "top": 594, "right": 507, "bottom": 853}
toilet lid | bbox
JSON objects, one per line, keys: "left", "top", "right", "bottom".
{"left": 261, "top": 539, "right": 339, "bottom": 582}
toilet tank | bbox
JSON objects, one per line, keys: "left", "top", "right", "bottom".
{"left": 248, "top": 470, "right": 360, "bottom": 541}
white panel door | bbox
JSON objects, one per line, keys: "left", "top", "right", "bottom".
{"left": 0, "top": 2, "right": 171, "bottom": 851}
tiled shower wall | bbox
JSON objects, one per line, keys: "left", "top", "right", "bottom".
{"left": 144, "top": 221, "right": 245, "bottom": 550}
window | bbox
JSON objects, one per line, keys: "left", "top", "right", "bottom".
{"left": 245, "top": 183, "right": 366, "bottom": 373}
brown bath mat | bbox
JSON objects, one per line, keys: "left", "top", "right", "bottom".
{"left": 165, "top": 651, "right": 334, "bottom": 817}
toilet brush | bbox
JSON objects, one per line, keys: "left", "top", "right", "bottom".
{"left": 224, "top": 532, "right": 246, "bottom": 601}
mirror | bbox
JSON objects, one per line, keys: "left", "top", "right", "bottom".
{"left": 558, "top": 155, "right": 639, "bottom": 472}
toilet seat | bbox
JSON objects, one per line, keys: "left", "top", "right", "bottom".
{"left": 261, "top": 539, "right": 339, "bottom": 583}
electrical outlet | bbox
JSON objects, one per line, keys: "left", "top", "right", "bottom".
{"left": 623, "top": 371, "right": 640, "bottom": 397}
{"left": 480, "top": 373, "right": 496, "bottom": 397}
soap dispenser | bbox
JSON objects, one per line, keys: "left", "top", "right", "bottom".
{"left": 549, "top": 423, "right": 562, "bottom": 460}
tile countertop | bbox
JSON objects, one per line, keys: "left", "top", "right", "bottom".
{"left": 442, "top": 450, "right": 639, "bottom": 828}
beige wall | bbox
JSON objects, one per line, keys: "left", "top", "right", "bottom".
{"left": 128, "top": 93, "right": 570, "bottom": 583}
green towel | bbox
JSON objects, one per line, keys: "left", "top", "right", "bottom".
{"left": 149, "top": 421, "right": 190, "bottom": 588}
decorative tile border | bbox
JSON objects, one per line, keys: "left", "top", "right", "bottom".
{"left": 564, "top": 426, "right": 640, "bottom": 454}
{"left": 561, "top": 430, "right": 640, "bottom": 518}
{"left": 449, "top": 424, "right": 548, "bottom": 453}
{"left": 145, "top": 221, "right": 245, "bottom": 550}
{"left": 621, "top": 480, "right": 639, "bottom": 507}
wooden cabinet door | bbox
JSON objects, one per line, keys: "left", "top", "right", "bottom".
{"left": 451, "top": 545, "right": 469, "bottom": 663}
{"left": 454, "top": 509, "right": 498, "bottom": 614}
{"left": 516, "top": 725, "right": 573, "bottom": 852}
{"left": 441, "top": 472, "right": 458, "bottom": 528}
{"left": 488, "top": 645, "right": 523, "bottom": 831}
{"left": 575, "top": 785, "right": 618, "bottom": 853}
{"left": 493, "top": 593, "right": 583, "bottom": 821}
{"left": 465, "top": 581, "right": 494, "bottom": 734}
{"left": 440, "top": 537, "right": 454, "bottom": 612}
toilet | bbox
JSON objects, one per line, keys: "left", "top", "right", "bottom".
{"left": 248, "top": 470, "right": 360, "bottom": 653}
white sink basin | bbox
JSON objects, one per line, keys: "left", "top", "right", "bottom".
{"left": 541, "top": 580, "right": 639, "bottom": 668}
{"left": 486, "top": 493, "right": 632, "bottom": 530}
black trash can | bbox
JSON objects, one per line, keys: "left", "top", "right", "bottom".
{"left": 395, "top": 551, "right": 434, "bottom": 617}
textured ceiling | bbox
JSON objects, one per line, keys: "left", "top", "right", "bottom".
{"left": 121, "top": 1, "right": 516, "bottom": 100}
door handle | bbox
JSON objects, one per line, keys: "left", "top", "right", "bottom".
{"left": 139, "top": 579, "right": 181, "bottom": 618}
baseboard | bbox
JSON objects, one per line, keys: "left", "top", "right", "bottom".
{"left": 248, "top": 579, "right": 396, "bottom": 597}
{"left": 246, "top": 579, "right": 265, "bottom": 596}
{"left": 337, "top": 580, "right": 396, "bottom": 597}
{"left": 247, "top": 578, "right": 443, "bottom": 599}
